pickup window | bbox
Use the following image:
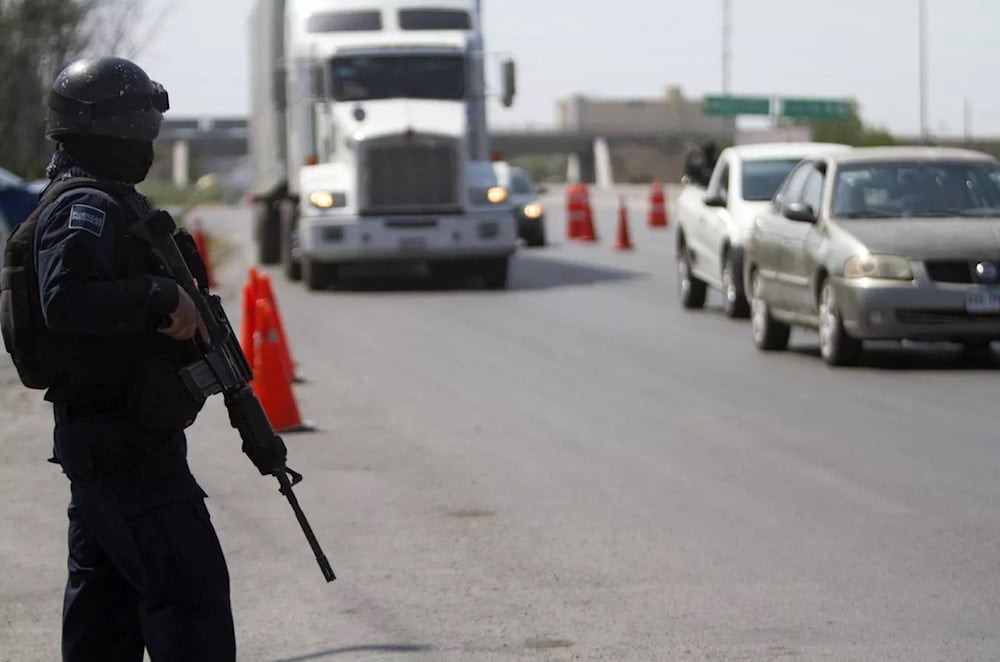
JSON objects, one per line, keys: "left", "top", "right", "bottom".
{"left": 742, "top": 159, "right": 805, "bottom": 201}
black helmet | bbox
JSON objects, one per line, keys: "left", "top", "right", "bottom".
{"left": 46, "top": 57, "right": 169, "bottom": 142}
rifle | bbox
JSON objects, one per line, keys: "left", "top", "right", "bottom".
{"left": 129, "top": 209, "right": 335, "bottom": 583}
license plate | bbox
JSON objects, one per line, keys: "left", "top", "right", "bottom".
{"left": 399, "top": 237, "right": 426, "bottom": 252}
{"left": 966, "top": 290, "right": 1000, "bottom": 313}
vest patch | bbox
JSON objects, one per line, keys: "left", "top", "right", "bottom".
{"left": 68, "top": 204, "right": 106, "bottom": 237}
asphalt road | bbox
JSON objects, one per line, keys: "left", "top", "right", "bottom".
{"left": 2, "top": 188, "right": 1000, "bottom": 661}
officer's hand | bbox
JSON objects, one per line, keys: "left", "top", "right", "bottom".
{"left": 160, "top": 287, "right": 210, "bottom": 343}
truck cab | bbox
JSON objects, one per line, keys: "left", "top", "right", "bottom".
{"left": 250, "top": 0, "right": 517, "bottom": 290}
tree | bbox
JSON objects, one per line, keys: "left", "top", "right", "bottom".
{"left": 0, "top": 0, "right": 158, "bottom": 178}
{"left": 801, "top": 102, "right": 898, "bottom": 147}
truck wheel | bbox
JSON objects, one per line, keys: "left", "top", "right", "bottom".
{"left": 818, "top": 280, "right": 861, "bottom": 366}
{"left": 303, "top": 259, "right": 337, "bottom": 291}
{"left": 255, "top": 202, "right": 281, "bottom": 265}
{"left": 722, "top": 252, "right": 750, "bottom": 318}
{"left": 280, "top": 203, "right": 301, "bottom": 282}
{"left": 751, "top": 273, "right": 790, "bottom": 351}
{"left": 676, "top": 248, "right": 706, "bottom": 309}
{"left": 524, "top": 226, "right": 546, "bottom": 248}
{"left": 480, "top": 257, "right": 509, "bottom": 290}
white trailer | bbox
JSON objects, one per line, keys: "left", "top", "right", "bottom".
{"left": 248, "top": 0, "right": 518, "bottom": 289}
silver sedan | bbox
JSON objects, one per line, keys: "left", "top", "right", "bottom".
{"left": 743, "top": 146, "right": 1000, "bottom": 365}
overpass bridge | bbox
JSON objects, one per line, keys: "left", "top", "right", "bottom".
{"left": 157, "top": 117, "right": 724, "bottom": 186}
{"left": 158, "top": 117, "right": 1000, "bottom": 188}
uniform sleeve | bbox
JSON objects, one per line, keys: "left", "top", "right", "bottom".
{"left": 35, "top": 189, "right": 180, "bottom": 335}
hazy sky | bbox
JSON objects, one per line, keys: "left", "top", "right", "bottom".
{"left": 138, "top": 0, "right": 1000, "bottom": 138}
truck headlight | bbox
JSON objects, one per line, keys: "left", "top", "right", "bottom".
{"left": 843, "top": 254, "right": 913, "bottom": 280}
{"left": 308, "top": 191, "right": 347, "bottom": 209}
{"left": 522, "top": 202, "right": 543, "bottom": 219}
{"left": 486, "top": 186, "right": 508, "bottom": 204}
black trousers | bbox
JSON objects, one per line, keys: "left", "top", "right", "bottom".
{"left": 62, "top": 494, "right": 236, "bottom": 662}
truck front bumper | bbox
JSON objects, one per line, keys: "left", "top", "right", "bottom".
{"left": 299, "top": 210, "right": 518, "bottom": 262}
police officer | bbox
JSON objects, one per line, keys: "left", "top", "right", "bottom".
{"left": 36, "top": 57, "right": 236, "bottom": 661}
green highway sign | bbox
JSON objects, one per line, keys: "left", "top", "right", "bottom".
{"left": 781, "top": 98, "right": 853, "bottom": 120}
{"left": 702, "top": 95, "right": 771, "bottom": 117}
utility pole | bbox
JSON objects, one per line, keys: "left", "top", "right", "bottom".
{"left": 722, "top": 0, "right": 732, "bottom": 95}
{"left": 963, "top": 97, "right": 972, "bottom": 145}
{"left": 919, "top": 0, "right": 929, "bottom": 142}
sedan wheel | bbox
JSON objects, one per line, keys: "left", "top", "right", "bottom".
{"left": 676, "top": 248, "right": 706, "bottom": 309}
{"left": 750, "top": 273, "right": 790, "bottom": 351}
{"left": 818, "top": 281, "right": 862, "bottom": 366}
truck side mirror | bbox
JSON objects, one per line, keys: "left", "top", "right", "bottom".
{"left": 703, "top": 194, "right": 726, "bottom": 208}
{"left": 501, "top": 59, "right": 516, "bottom": 108}
{"left": 272, "top": 65, "right": 286, "bottom": 109}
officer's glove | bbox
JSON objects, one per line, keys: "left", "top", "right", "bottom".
{"left": 243, "top": 434, "right": 288, "bottom": 476}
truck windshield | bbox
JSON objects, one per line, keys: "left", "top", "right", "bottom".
{"left": 742, "top": 159, "right": 803, "bottom": 201}
{"left": 330, "top": 55, "right": 465, "bottom": 101}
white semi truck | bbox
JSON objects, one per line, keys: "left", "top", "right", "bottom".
{"left": 248, "top": 0, "right": 517, "bottom": 289}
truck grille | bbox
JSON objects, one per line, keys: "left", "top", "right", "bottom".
{"left": 362, "top": 140, "right": 459, "bottom": 215}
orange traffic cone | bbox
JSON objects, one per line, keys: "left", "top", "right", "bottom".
{"left": 614, "top": 197, "right": 633, "bottom": 251}
{"left": 578, "top": 185, "right": 597, "bottom": 243}
{"left": 192, "top": 218, "right": 216, "bottom": 287}
{"left": 252, "top": 299, "right": 314, "bottom": 433}
{"left": 648, "top": 181, "right": 669, "bottom": 228}
{"left": 256, "top": 272, "right": 299, "bottom": 383}
{"left": 565, "top": 184, "right": 584, "bottom": 240}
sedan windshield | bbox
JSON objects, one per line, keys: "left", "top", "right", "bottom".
{"left": 742, "top": 159, "right": 803, "bottom": 201}
{"left": 832, "top": 160, "right": 1000, "bottom": 218}
{"left": 330, "top": 55, "right": 465, "bottom": 102}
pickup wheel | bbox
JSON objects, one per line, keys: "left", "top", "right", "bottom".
{"left": 722, "top": 252, "right": 750, "bottom": 318}
{"left": 676, "top": 248, "right": 706, "bottom": 309}
{"left": 750, "top": 273, "right": 790, "bottom": 351}
{"left": 818, "top": 281, "right": 862, "bottom": 366}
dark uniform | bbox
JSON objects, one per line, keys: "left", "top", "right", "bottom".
{"left": 34, "top": 57, "right": 236, "bottom": 662}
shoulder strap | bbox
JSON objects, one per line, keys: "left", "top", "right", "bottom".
{"left": 37, "top": 177, "right": 124, "bottom": 209}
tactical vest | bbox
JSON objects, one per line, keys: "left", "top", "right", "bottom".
{"left": 0, "top": 178, "right": 167, "bottom": 390}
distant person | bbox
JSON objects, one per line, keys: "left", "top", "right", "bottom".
{"left": 683, "top": 140, "right": 720, "bottom": 187}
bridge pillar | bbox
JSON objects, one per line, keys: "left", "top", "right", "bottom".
{"left": 593, "top": 137, "right": 614, "bottom": 188}
{"left": 566, "top": 151, "right": 597, "bottom": 184}
{"left": 566, "top": 152, "right": 582, "bottom": 184}
{"left": 172, "top": 140, "right": 190, "bottom": 188}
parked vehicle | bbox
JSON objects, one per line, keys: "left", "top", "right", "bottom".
{"left": 492, "top": 162, "right": 545, "bottom": 247}
{"left": 248, "top": 0, "right": 519, "bottom": 290}
{"left": 744, "top": 146, "right": 1000, "bottom": 365}
{"left": 0, "top": 207, "right": 9, "bottom": 270}
{"left": 0, "top": 167, "right": 42, "bottom": 230}
{"left": 675, "top": 142, "right": 849, "bottom": 317}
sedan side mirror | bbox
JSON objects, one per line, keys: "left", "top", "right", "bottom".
{"left": 703, "top": 194, "right": 726, "bottom": 208}
{"left": 783, "top": 201, "right": 817, "bottom": 223}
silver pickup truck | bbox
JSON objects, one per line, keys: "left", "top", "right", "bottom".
{"left": 675, "top": 142, "right": 849, "bottom": 317}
